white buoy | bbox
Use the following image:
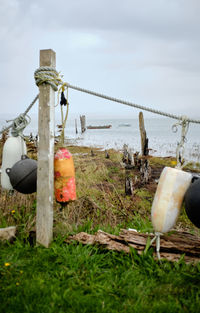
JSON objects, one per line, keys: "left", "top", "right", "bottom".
{"left": 151, "top": 167, "right": 192, "bottom": 233}
{"left": 1, "top": 136, "right": 27, "bottom": 190}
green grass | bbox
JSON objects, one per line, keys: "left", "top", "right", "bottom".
{"left": 0, "top": 237, "right": 200, "bottom": 313}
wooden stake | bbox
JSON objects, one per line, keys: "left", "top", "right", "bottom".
{"left": 80, "top": 115, "right": 86, "bottom": 133}
{"left": 139, "top": 112, "right": 149, "bottom": 156}
{"left": 75, "top": 119, "right": 78, "bottom": 134}
{"left": 36, "top": 49, "right": 56, "bottom": 247}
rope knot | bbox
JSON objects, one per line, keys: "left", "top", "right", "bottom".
{"left": 34, "top": 66, "right": 63, "bottom": 91}
{"left": 7, "top": 114, "right": 31, "bottom": 137}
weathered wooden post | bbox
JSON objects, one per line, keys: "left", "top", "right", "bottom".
{"left": 138, "top": 112, "right": 151, "bottom": 184}
{"left": 105, "top": 150, "right": 110, "bottom": 159}
{"left": 139, "top": 111, "right": 148, "bottom": 156}
{"left": 75, "top": 119, "right": 78, "bottom": 134}
{"left": 80, "top": 115, "right": 86, "bottom": 133}
{"left": 36, "top": 49, "right": 56, "bottom": 247}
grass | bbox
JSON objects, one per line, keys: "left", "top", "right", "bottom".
{"left": 1, "top": 238, "right": 200, "bottom": 313}
{"left": 0, "top": 141, "right": 200, "bottom": 312}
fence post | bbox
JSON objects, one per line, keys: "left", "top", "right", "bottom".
{"left": 36, "top": 49, "right": 56, "bottom": 247}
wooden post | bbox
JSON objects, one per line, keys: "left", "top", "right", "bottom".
{"left": 105, "top": 150, "right": 110, "bottom": 159}
{"left": 139, "top": 112, "right": 148, "bottom": 156}
{"left": 122, "top": 144, "right": 134, "bottom": 169}
{"left": 75, "top": 119, "right": 78, "bottom": 134}
{"left": 80, "top": 115, "right": 86, "bottom": 133}
{"left": 36, "top": 49, "right": 56, "bottom": 247}
{"left": 125, "top": 176, "right": 134, "bottom": 195}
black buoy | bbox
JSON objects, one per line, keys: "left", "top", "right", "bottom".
{"left": 6, "top": 155, "right": 37, "bottom": 194}
{"left": 184, "top": 176, "right": 200, "bottom": 228}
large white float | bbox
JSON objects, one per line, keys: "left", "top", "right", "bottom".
{"left": 1, "top": 136, "right": 27, "bottom": 190}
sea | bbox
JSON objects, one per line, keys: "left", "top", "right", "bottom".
{"left": 1, "top": 115, "right": 200, "bottom": 164}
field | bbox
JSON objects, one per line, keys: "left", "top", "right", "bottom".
{"left": 0, "top": 141, "right": 200, "bottom": 313}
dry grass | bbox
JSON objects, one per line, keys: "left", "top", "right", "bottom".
{"left": 0, "top": 139, "right": 200, "bottom": 239}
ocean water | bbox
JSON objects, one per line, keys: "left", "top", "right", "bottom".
{"left": 1, "top": 115, "right": 200, "bottom": 163}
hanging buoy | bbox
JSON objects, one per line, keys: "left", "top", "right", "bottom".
{"left": 54, "top": 147, "right": 76, "bottom": 203}
{"left": 1, "top": 136, "right": 27, "bottom": 190}
{"left": 6, "top": 155, "right": 37, "bottom": 194}
{"left": 184, "top": 177, "right": 200, "bottom": 228}
{"left": 151, "top": 167, "right": 192, "bottom": 233}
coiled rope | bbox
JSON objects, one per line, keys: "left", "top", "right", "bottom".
{"left": 0, "top": 94, "right": 39, "bottom": 136}
{"left": 34, "top": 67, "right": 62, "bottom": 92}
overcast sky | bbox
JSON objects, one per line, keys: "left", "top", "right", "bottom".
{"left": 0, "top": 0, "right": 200, "bottom": 121}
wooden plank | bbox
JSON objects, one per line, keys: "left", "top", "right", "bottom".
{"left": 36, "top": 49, "right": 56, "bottom": 247}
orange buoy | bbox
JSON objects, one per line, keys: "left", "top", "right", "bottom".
{"left": 54, "top": 147, "right": 76, "bottom": 203}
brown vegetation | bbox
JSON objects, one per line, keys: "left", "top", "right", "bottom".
{"left": 0, "top": 135, "right": 200, "bottom": 240}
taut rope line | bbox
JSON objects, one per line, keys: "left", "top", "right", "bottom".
{"left": 34, "top": 66, "right": 200, "bottom": 124}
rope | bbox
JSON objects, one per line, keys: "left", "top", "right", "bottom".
{"left": 150, "top": 232, "right": 162, "bottom": 260}
{"left": 34, "top": 66, "right": 200, "bottom": 124}
{"left": 58, "top": 86, "right": 69, "bottom": 145}
{"left": 23, "top": 94, "right": 39, "bottom": 116}
{"left": 0, "top": 94, "right": 39, "bottom": 136}
{"left": 10, "top": 114, "right": 31, "bottom": 138}
{"left": 34, "top": 67, "right": 62, "bottom": 92}
{"left": 66, "top": 83, "right": 200, "bottom": 124}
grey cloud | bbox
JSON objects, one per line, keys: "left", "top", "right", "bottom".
{"left": 3, "top": 0, "right": 200, "bottom": 40}
{"left": 0, "top": 0, "right": 200, "bottom": 118}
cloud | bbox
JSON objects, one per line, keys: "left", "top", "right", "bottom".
{"left": 0, "top": 0, "right": 199, "bottom": 120}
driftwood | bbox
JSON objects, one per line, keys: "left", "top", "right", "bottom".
{"left": 66, "top": 229, "right": 200, "bottom": 263}
{"left": 0, "top": 226, "right": 16, "bottom": 241}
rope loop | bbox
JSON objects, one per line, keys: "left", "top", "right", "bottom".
{"left": 34, "top": 66, "right": 63, "bottom": 91}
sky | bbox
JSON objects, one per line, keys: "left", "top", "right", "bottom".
{"left": 0, "top": 0, "right": 200, "bottom": 121}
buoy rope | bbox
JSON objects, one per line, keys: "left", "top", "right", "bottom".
{"left": 150, "top": 232, "right": 162, "bottom": 260}
{"left": 34, "top": 66, "right": 200, "bottom": 124}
